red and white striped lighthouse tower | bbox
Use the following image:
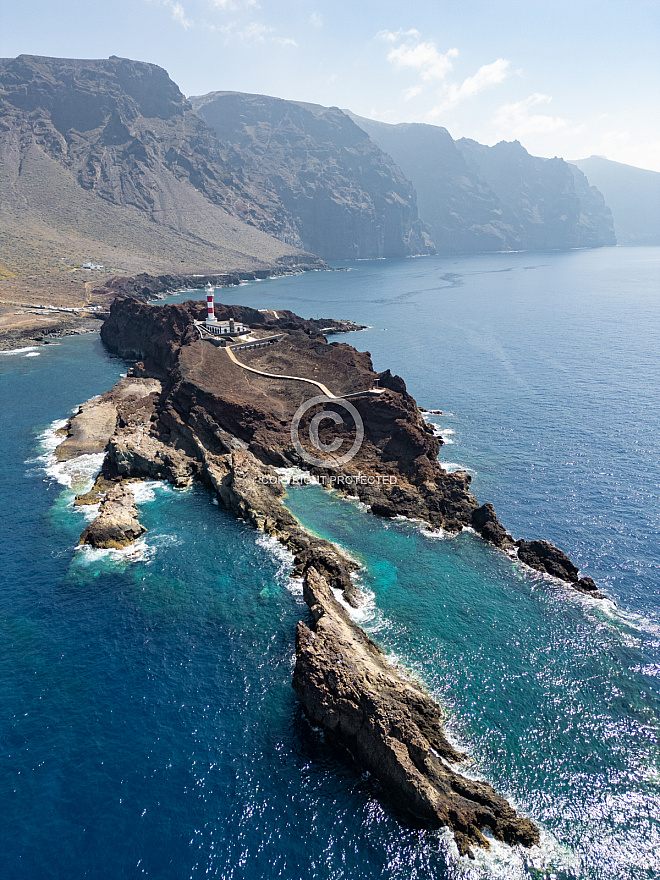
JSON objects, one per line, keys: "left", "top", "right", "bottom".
{"left": 205, "top": 283, "right": 217, "bottom": 324}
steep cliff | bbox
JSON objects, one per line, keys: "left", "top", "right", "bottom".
{"left": 457, "top": 138, "right": 616, "bottom": 250}
{"left": 348, "top": 116, "right": 513, "bottom": 252}
{"left": 571, "top": 156, "right": 660, "bottom": 245}
{"left": 190, "top": 92, "right": 435, "bottom": 260}
{"left": 350, "top": 113, "right": 615, "bottom": 252}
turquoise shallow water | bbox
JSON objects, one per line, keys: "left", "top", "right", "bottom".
{"left": 1, "top": 248, "right": 659, "bottom": 878}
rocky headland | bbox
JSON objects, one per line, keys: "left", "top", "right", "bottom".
{"left": 52, "top": 294, "right": 611, "bottom": 856}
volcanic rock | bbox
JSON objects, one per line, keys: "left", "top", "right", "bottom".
{"left": 293, "top": 566, "right": 540, "bottom": 858}
{"left": 79, "top": 482, "right": 146, "bottom": 549}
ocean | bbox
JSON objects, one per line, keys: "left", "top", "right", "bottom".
{"left": 1, "top": 247, "right": 658, "bottom": 879}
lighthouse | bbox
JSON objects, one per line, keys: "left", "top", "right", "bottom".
{"left": 205, "top": 283, "right": 217, "bottom": 326}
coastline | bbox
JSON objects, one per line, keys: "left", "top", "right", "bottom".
{"left": 53, "top": 370, "right": 540, "bottom": 859}
{"left": 44, "top": 293, "right": 618, "bottom": 858}
{"left": 0, "top": 257, "right": 328, "bottom": 353}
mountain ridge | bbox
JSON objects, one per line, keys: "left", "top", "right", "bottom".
{"left": 348, "top": 112, "right": 616, "bottom": 253}
{"left": 189, "top": 90, "right": 434, "bottom": 260}
{"left": 0, "top": 54, "right": 324, "bottom": 295}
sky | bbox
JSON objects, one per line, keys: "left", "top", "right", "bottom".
{"left": 1, "top": 0, "right": 659, "bottom": 171}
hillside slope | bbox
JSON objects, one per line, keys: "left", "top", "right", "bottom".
{"left": 0, "top": 54, "right": 322, "bottom": 292}
{"left": 190, "top": 92, "right": 434, "bottom": 261}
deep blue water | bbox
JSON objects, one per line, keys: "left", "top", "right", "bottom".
{"left": 1, "top": 248, "right": 658, "bottom": 879}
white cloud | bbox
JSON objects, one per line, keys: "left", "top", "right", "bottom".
{"left": 377, "top": 28, "right": 421, "bottom": 44}
{"left": 168, "top": 1, "right": 193, "bottom": 29}
{"left": 493, "top": 93, "right": 568, "bottom": 137}
{"left": 427, "top": 58, "right": 510, "bottom": 118}
{"left": 387, "top": 39, "right": 458, "bottom": 82}
{"left": 379, "top": 29, "right": 510, "bottom": 118}
{"left": 210, "top": 19, "right": 296, "bottom": 46}
{"left": 209, "top": 0, "right": 258, "bottom": 9}
{"left": 404, "top": 85, "right": 423, "bottom": 101}
{"left": 145, "top": 0, "right": 194, "bottom": 28}
{"left": 309, "top": 11, "right": 322, "bottom": 28}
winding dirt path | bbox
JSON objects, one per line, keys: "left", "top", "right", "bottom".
{"left": 224, "top": 344, "right": 338, "bottom": 398}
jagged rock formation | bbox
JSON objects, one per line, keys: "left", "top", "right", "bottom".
{"left": 79, "top": 482, "right": 146, "bottom": 550}
{"left": 99, "top": 295, "right": 602, "bottom": 600}
{"left": 63, "top": 383, "right": 539, "bottom": 856}
{"left": 0, "top": 54, "right": 323, "bottom": 282}
{"left": 294, "top": 566, "right": 540, "bottom": 857}
{"left": 515, "top": 540, "right": 604, "bottom": 597}
{"left": 349, "top": 114, "right": 616, "bottom": 252}
{"left": 190, "top": 92, "right": 435, "bottom": 260}
{"left": 570, "top": 156, "right": 660, "bottom": 246}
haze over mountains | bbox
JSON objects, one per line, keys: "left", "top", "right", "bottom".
{"left": 0, "top": 54, "right": 655, "bottom": 293}
{"left": 350, "top": 114, "right": 616, "bottom": 253}
{"left": 570, "top": 156, "right": 660, "bottom": 246}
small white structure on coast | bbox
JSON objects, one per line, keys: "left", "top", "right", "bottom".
{"left": 204, "top": 283, "right": 247, "bottom": 336}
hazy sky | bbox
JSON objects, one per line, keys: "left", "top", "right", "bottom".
{"left": 2, "top": 0, "right": 659, "bottom": 171}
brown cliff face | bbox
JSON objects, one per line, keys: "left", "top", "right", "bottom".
{"left": 0, "top": 55, "right": 322, "bottom": 282}
{"left": 190, "top": 92, "right": 435, "bottom": 260}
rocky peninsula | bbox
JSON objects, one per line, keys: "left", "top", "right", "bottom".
{"left": 55, "top": 295, "right": 606, "bottom": 857}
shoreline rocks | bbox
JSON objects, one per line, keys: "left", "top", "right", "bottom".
{"left": 294, "top": 566, "right": 539, "bottom": 858}
{"left": 515, "top": 539, "right": 606, "bottom": 599}
{"left": 79, "top": 482, "right": 146, "bottom": 550}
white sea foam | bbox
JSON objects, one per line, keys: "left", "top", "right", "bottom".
{"left": 439, "top": 461, "right": 475, "bottom": 475}
{"left": 592, "top": 599, "right": 660, "bottom": 640}
{"left": 31, "top": 418, "right": 69, "bottom": 458}
{"left": 420, "top": 525, "right": 449, "bottom": 540}
{"left": 46, "top": 451, "right": 106, "bottom": 491}
{"left": 275, "top": 466, "right": 319, "bottom": 486}
{"left": 24, "top": 351, "right": 41, "bottom": 357}
{"left": 254, "top": 533, "right": 302, "bottom": 597}
{"left": 428, "top": 423, "right": 454, "bottom": 442}
{"left": 73, "top": 538, "right": 151, "bottom": 566}
{"left": 450, "top": 824, "right": 580, "bottom": 880}
{"left": 77, "top": 502, "right": 101, "bottom": 522}
{"left": 129, "top": 480, "right": 161, "bottom": 504}
{"left": 0, "top": 346, "right": 39, "bottom": 356}
{"left": 331, "top": 580, "right": 383, "bottom": 629}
